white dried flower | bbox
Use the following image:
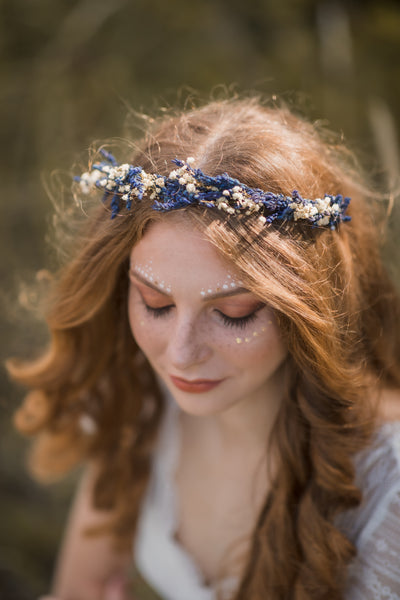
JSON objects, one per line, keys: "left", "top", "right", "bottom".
{"left": 232, "top": 192, "right": 244, "bottom": 201}
{"left": 316, "top": 198, "right": 331, "bottom": 212}
{"left": 290, "top": 202, "right": 319, "bottom": 221}
{"left": 318, "top": 215, "right": 330, "bottom": 226}
{"left": 79, "top": 170, "right": 102, "bottom": 194}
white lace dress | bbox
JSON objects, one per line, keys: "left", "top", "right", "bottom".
{"left": 337, "top": 422, "right": 400, "bottom": 599}
{"left": 134, "top": 401, "right": 400, "bottom": 600}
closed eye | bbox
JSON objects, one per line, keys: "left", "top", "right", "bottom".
{"left": 216, "top": 310, "right": 259, "bottom": 329}
{"left": 144, "top": 303, "right": 174, "bottom": 318}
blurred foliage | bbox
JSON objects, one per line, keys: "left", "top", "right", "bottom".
{"left": 1, "top": 0, "right": 400, "bottom": 597}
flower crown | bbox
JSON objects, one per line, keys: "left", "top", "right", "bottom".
{"left": 75, "top": 149, "right": 351, "bottom": 229}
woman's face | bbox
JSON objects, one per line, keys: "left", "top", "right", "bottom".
{"left": 128, "top": 218, "right": 287, "bottom": 417}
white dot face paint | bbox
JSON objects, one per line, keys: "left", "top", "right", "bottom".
{"left": 133, "top": 261, "right": 172, "bottom": 294}
{"left": 235, "top": 323, "right": 272, "bottom": 345}
{"left": 200, "top": 273, "right": 243, "bottom": 299}
{"left": 128, "top": 219, "right": 287, "bottom": 417}
{"left": 133, "top": 265, "right": 244, "bottom": 301}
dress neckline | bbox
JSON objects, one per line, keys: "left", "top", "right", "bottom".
{"left": 136, "top": 397, "right": 400, "bottom": 600}
{"left": 157, "top": 397, "right": 240, "bottom": 597}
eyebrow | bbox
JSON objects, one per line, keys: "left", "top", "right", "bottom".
{"left": 129, "top": 269, "right": 251, "bottom": 301}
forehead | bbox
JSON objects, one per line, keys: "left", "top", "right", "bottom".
{"left": 130, "top": 219, "right": 237, "bottom": 282}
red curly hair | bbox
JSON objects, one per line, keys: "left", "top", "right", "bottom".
{"left": 8, "top": 97, "right": 400, "bottom": 599}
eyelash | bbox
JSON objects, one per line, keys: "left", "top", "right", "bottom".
{"left": 143, "top": 303, "right": 259, "bottom": 329}
{"left": 144, "top": 304, "right": 173, "bottom": 318}
{"left": 217, "top": 311, "right": 258, "bottom": 329}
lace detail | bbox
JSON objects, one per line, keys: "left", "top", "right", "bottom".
{"left": 367, "top": 572, "right": 400, "bottom": 600}
{"left": 136, "top": 401, "right": 400, "bottom": 600}
{"left": 341, "top": 422, "right": 400, "bottom": 599}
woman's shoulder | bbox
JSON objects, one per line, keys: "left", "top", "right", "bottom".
{"left": 337, "top": 415, "right": 400, "bottom": 550}
{"left": 354, "top": 387, "right": 400, "bottom": 506}
{"left": 355, "top": 420, "right": 400, "bottom": 493}
{"left": 377, "top": 387, "right": 400, "bottom": 422}
{"left": 353, "top": 387, "right": 400, "bottom": 503}
{"left": 337, "top": 406, "right": 400, "bottom": 596}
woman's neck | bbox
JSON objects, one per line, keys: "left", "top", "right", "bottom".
{"left": 181, "top": 363, "right": 287, "bottom": 461}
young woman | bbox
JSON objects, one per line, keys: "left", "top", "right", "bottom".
{"left": 8, "top": 97, "right": 400, "bottom": 600}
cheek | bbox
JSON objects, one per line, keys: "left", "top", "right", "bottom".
{"left": 218, "top": 323, "right": 287, "bottom": 372}
{"left": 127, "top": 289, "right": 164, "bottom": 357}
{"left": 257, "top": 327, "right": 287, "bottom": 368}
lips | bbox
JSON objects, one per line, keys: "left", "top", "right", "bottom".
{"left": 169, "top": 375, "right": 224, "bottom": 393}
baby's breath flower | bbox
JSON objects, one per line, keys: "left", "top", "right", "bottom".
{"left": 75, "top": 154, "right": 350, "bottom": 227}
{"left": 318, "top": 215, "right": 331, "bottom": 226}
{"left": 79, "top": 170, "right": 102, "bottom": 194}
{"left": 232, "top": 192, "right": 244, "bottom": 201}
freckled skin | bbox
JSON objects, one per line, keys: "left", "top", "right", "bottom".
{"left": 128, "top": 220, "right": 287, "bottom": 417}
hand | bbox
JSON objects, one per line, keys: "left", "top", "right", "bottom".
{"left": 103, "top": 575, "right": 132, "bottom": 600}
{"left": 37, "top": 575, "right": 133, "bottom": 600}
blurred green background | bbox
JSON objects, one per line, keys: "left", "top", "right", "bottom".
{"left": 1, "top": 0, "right": 400, "bottom": 597}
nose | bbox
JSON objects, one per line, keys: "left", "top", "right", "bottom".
{"left": 167, "top": 315, "right": 212, "bottom": 371}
